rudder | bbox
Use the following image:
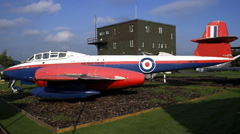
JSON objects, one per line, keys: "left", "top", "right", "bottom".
{"left": 192, "top": 21, "right": 238, "bottom": 58}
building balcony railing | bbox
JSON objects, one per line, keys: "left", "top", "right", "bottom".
{"left": 87, "top": 37, "right": 107, "bottom": 45}
{"left": 87, "top": 37, "right": 98, "bottom": 44}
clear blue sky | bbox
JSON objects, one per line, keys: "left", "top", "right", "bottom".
{"left": 0, "top": 0, "right": 239, "bottom": 61}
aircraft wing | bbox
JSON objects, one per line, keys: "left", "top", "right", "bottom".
{"left": 31, "top": 65, "right": 144, "bottom": 99}
{"left": 35, "top": 74, "right": 126, "bottom": 81}
{"left": 34, "top": 65, "right": 126, "bottom": 81}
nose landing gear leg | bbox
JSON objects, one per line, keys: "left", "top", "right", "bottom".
{"left": 9, "top": 79, "right": 21, "bottom": 93}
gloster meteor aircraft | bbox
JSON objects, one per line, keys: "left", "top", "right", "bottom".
{"left": 2, "top": 21, "right": 238, "bottom": 99}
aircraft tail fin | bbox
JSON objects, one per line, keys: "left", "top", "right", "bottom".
{"left": 192, "top": 21, "right": 238, "bottom": 58}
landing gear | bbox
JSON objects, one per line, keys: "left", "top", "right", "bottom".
{"left": 9, "top": 79, "right": 22, "bottom": 93}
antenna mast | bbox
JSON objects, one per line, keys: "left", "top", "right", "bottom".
{"left": 95, "top": 15, "right": 97, "bottom": 39}
{"left": 135, "top": 6, "right": 137, "bottom": 19}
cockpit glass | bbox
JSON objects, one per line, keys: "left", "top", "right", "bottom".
{"left": 43, "top": 53, "right": 49, "bottom": 59}
{"left": 50, "top": 52, "right": 58, "bottom": 58}
{"left": 35, "top": 54, "right": 42, "bottom": 60}
{"left": 59, "top": 52, "right": 66, "bottom": 57}
{"left": 26, "top": 51, "right": 68, "bottom": 62}
{"left": 27, "top": 55, "right": 34, "bottom": 62}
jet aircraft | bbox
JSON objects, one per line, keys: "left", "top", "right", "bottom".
{"left": 2, "top": 21, "right": 238, "bottom": 99}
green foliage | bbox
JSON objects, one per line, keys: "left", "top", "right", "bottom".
{"left": 0, "top": 50, "right": 14, "bottom": 68}
{"left": 231, "top": 49, "right": 240, "bottom": 67}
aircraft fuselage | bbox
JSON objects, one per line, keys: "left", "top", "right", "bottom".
{"left": 4, "top": 54, "right": 232, "bottom": 82}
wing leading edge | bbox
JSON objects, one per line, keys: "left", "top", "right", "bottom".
{"left": 35, "top": 74, "right": 126, "bottom": 81}
{"left": 34, "top": 65, "right": 127, "bottom": 81}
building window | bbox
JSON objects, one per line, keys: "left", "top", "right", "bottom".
{"left": 145, "top": 25, "right": 150, "bottom": 33}
{"left": 165, "top": 44, "right": 168, "bottom": 49}
{"left": 129, "top": 24, "right": 134, "bottom": 32}
{"left": 113, "top": 42, "right": 117, "bottom": 49}
{"left": 159, "top": 27, "right": 163, "bottom": 34}
{"left": 99, "top": 31, "right": 105, "bottom": 36}
{"left": 106, "top": 31, "right": 110, "bottom": 34}
{"left": 152, "top": 43, "right": 155, "bottom": 48}
{"left": 130, "top": 40, "right": 134, "bottom": 47}
{"left": 171, "top": 33, "right": 173, "bottom": 40}
{"left": 161, "top": 43, "right": 163, "bottom": 48}
{"left": 158, "top": 43, "right": 160, "bottom": 48}
{"left": 142, "top": 42, "right": 144, "bottom": 48}
{"left": 114, "top": 28, "right": 117, "bottom": 35}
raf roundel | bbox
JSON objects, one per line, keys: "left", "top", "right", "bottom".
{"left": 139, "top": 58, "right": 156, "bottom": 73}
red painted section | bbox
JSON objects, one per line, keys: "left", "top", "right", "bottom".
{"left": 191, "top": 36, "right": 238, "bottom": 43}
{"left": 85, "top": 70, "right": 144, "bottom": 90}
{"left": 36, "top": 75, "right": 78, "bottom": 81}
{"left": 202, "top": 21, "right": 228, "bottom": 38}
{"left": 192, "top": 21, "right": 237, "bottom": 58}
{"left": 4, "top": 61, "right": 139, "bottom": 71}
{"left": 35, "top": 80, "right": 47, "bottom": 87}
{"left": 206, "top": 26, "right": 211, "bottom": 37}
{"left": 194, "top": 43, "right": 233, "bottom": 58}
{"left": 34, "top": 65, "right": 144, "bottom": 90}
{"left": 145, "top": 62, "right": 150, "bottom": 67}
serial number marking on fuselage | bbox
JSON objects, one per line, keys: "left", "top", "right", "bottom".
{"left": 81, "top": 62, "right": 105, "bottom": 65}
{"left": 189, "top": 60, "right": 199, "bottom": 63}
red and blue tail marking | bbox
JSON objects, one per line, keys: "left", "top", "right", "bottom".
{"left": 192, "top": 21, "right": 238, "bottom": 58}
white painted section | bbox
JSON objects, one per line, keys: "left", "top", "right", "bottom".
{"left": 210, "top": 26, "right": 215, "bottom": 38}
{"left": 7, "top": 51, "right": 233, "bottom": 71}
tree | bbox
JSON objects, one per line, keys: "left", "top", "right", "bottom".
{"left": 231, "top": 49, "right": 240, "bottom": 67}
{"left": 0, "top": 50, "right": 14, "bottom": 68}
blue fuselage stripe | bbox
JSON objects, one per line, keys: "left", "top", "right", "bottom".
{"left": 3, "top": 67, "right": 40, "bottom": 81}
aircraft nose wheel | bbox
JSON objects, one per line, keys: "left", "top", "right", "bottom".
{"left": 9, "top": 79, "right": 22, "bottom": 93}
{"left": 12, "top": 86, "right": 21, "bottom": 93}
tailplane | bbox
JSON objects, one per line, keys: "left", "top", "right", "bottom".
{"left": 192, "top": 21, "right": 238, "bottom": 58}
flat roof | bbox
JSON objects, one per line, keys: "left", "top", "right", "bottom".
{"left": 97, "top": 19, "right": 175, "bottom": 29}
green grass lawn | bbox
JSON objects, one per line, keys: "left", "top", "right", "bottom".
{"left": 0, "top": 71, "right": 240, "bottom": 134}
{"left": 0, "top": 100, "right": 52, "bottom": 134}
{"left": 0, "top": 80, "right": 37, "bottom": 91}
{"left": 61, "top": 88, "right": 240, "bottom": 134}
{"left": 0, "top": 81, "right": 51, "bottom": 134}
